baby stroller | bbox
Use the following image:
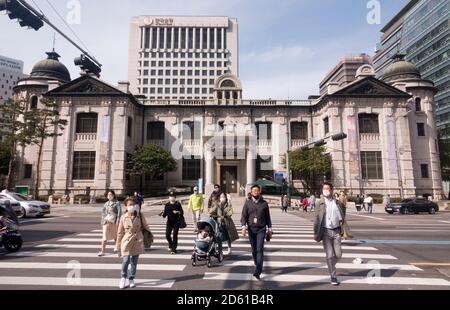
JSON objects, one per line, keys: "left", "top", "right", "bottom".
{"left": 191, "top": 214, "right": 224, "bottom": 268}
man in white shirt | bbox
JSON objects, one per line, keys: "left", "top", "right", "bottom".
{"left": 313, "top": 182, "right": 346, "bottom": 286}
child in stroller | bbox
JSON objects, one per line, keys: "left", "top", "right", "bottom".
{"left": 191, "top": 215, "right": 224, "bottom": 268}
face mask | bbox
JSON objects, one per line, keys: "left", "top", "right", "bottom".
{"left": 127, "top": 205, "right": 138, "bottom": 214}
{"left": 323, "top": 190, "right": 331, "bottom": 198}
{"left": 220, "top": 198, "right": 227, "bottom": 204}
{"left": 252, "top": 195, "right": 260, "bottom": 201}
{"left": 169, "top": 197, "right": 176, "bottom": 203}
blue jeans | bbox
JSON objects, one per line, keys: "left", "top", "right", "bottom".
{"left": 248, "top": 227, "right": 266, "bottom": 275}
{"left": 121, "top": 255, "right": 139, "bottom": 280}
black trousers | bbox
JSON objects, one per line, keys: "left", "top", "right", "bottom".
{"left": 166, "top": 221, "right": 179, "bottom": 250}
{"left": 248, "top": 227, "right": 266, "bottom": 275}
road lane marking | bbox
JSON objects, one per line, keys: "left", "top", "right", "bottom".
{"left": 352, "top": 229, "right": 450, "bottom": 232}
{"left": 7, "top": 251, "right": 193, "bottom": 259}
{"left": 353, "top": 240, "right": 450, "bottom": 245}
{"left": 203, "top": 273, "right": 450, "bottom": 286}
{"left": 19, "top": 216, "right": 69, "bottom": 223}
{"left": 0, "top": 276, "right": 174, "bottom": 288}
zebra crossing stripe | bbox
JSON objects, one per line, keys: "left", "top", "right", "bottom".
{"left": 0, "top": 276, "right": 175, "bottom": 288}
{"left": 8, "top": 251, "right": 193, "bottom": 260}
{"left": 0, "top": 262, "right": 186, "bottom": 271}
{"left": 203, "top": 272, "right": 450, "bottom": 286}
{"left": 33, "top": 244, "right": 396, "bottom": 259}
{"left": 222, "top": 261, "right": 422, "bottom": 271}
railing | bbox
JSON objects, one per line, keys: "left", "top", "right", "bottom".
{"left": 291, "top": 139, "right": 308, "bottom": 149}
{"left": 360, "top": 133, "right": 380, "bottom": 141}
{"left": 140, "top": 99, "right": 314, "bottom": 106}
{"left": 257, "top": 139, "right": 272, "bottom": 147}
{"left": 183, "top": 139, "right": 201, "bottom": 147}
{"left": 75, "top": 133, "right": 97, "bottom": 141}
{"left": 147, "top": 140, "right": 165, "bottom": 147}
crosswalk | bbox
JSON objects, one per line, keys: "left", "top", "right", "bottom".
{"left": 1, "top": 210, "right": 450, "bottom": 289}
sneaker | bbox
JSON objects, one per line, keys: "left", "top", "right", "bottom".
{"left": 226, "top": 248, "right": 232, "bottom": 255}
{"left": 171, "top": 249, "right": 177, "bottom": 254}
{"left": 119, "top": 277, "right": 127, "bottom": 289}
{"left": 97, "top": 251, "right": 105, "bottom": 257}
{"left": 331, "top": 278, "right": 340, "bottom": 286}
{"left": 253, "top": 272, "right": 261, "bottom": 280}
{"left": 129, "top": 279, "right": 136, "bottom": 288}
{"left": 167, "top": 247, "right": 172, "bottom": 252}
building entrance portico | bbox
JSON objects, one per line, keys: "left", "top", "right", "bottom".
{"left": 217, "top": 161, "right": 239, "bottom": 194}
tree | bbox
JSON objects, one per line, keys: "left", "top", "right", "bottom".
{"left": 289, "top": 146, "right": 331, "bottom": 194}
{"left": 26, "top": 98, "right": 67, "bottom": 199}
{"left": 0, "top": 98, "right": 32, "bottom": 190}
{"left": 128, "top": 144, "right": 177, "bottom": 192}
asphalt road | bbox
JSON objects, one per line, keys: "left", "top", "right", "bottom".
{"left": 0, "top": 199, "right": 449, "bottom": 290}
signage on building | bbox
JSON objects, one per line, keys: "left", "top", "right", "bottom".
{"left": 145, "top": 18, "right": 174, "bottom": 26}
{"left": 0, "top": 56, "right": 23, "bottom": 72}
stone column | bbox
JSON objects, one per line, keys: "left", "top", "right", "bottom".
{"left": 156, "top": 27, "right": 160, "bottom": 49}
{"left": 204, "top": 142, "right": 215, "bottom": 198}
{"left": 207, "top": 28, "right": 211, "bottom": 50}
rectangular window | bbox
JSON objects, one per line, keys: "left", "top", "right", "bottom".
{"left": 76, "top": 113, "right": 98, "bottom": 133}
{"left": 181, "top": 28, "right": 186, "bottom": 49}
{"left": 72, "top": 151, "right": 96, "bottom": 180}
{"left": 202, "top": 28, "right": 208, "bottom": 49}
{"left": 159, "top": 28, "right": 165, "bottom": 49}
{"left": 127, "top": 117, "right": 133, "bottom": 138}
{"left": 183, "top": 121, "right": 201, "bottom": 140}
{"left": 291, "top": 122, "right": 308, "bottom": 140}
{"left": 174, "top": 28, "right": 179, "bottom": 49}
{"left": 182, "top": 157, "right": 201, "bottom": 180}
{"left": 152, "top": 28, "right": 157, "bottom": 48}
{"left": 256, "top": 122, "right": 272, "bottom": 140}
{"left": 256, "top": 155, "right": 273, "bottom": 179}
{"left": 188, "top": 28, "right": 193, "bottom": 49}
{"left": 360, "top": 151, "right": 383, "bottom": 180}
{"left": 359, "top": 114, "right": 379, "bottom": 134}
{"left": 166, "top": 28, "right": 172, "bottom": 49}
{"left": 146, "top": 121, "right": 165, "bottom": 140}
{"left": 324, "top": 117, "right": 329, "bottom": 135}
{"left": 217, "top": 28, "right": 222, "bottom": 49}
{"left": 24, "top": 164, "right": 32, "bottom": 179}
{"left": 195, "top": 28, "right": 201, "bottom": 49}
{"left": 210, "top": 29, "right": 215, "bottom": 49}
{"left": 417, "top": 123, "right": 425, "bottom": 136}
{"left": 421, "top": 164, "right": 429, "bottom": 178}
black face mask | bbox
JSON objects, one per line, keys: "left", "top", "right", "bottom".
{"left": 252, "top": 195, "right": 260, "bottom": 201}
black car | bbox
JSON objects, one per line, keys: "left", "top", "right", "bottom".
{"left": 385, "top": 198, "right": 439, "bottom": 215}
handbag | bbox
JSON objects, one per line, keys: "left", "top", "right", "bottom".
{"left": 140, "top": 215, "right": 154, "bottom": 249}
{"left": 178, "top": 214, "right": 187, "bottom": 229}
{"left": 340, "top": 220, "right": 352, "bottom": 240}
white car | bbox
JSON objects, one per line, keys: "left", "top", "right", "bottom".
{"left": 0, "top": 191, "right": 51, "bottom": 218}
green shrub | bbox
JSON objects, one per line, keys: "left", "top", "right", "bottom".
{"left": 37, "top": 195, "right": 49, "bottom": 202}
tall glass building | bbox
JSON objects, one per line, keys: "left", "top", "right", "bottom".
{"left": 374, "top": 0, "right": 449, "bottom": 134}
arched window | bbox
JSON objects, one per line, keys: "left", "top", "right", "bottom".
{"left": 30, "top": 96, "right": 38, "bottom": 109}
{"left": 220, "top": 80, "right": 236, "bottom": 88}
{"left": 415, "top": 97, "right": 422, "bottom": 112}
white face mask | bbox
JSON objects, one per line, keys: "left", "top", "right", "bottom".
{"left": 127, "top": 205, "right": 139, "bottom": 214}
{"left": 323, "top": 190, "right": 331, "bottom": 198}
{"left": 220, "top": 198, "right": 227, "bottom": 204}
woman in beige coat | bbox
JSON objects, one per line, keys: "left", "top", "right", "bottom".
{"left": 116, "top": 197, "right": 150, "bottom": 289}
{"left": 98, "top": 191, "right": 121, "bottom": 256}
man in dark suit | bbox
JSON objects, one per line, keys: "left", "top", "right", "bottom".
{"left": 241, "top": 185, "right": 273, "bottom": 280}
{"left": 313, "top": 182, "right": 346, "bottom": 286}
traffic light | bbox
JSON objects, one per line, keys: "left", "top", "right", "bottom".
{"left": 331, "top": 132, "right": 348, "bottom": 141}
{"left": 0, "top": 0, "right": 44, "bottom": 31}
{"left": 74, "top": 54, "right": 102, "bottom": 76}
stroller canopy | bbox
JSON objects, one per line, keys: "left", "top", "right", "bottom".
{"left": 197, "top": 214, "right": 218, "bottom": 234}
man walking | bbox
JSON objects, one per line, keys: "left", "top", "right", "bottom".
{"left": 313, "top": 182, "right": 346, "bottom": 286}
{"left": 241, "top": 185, "right": 273, "bottom": 280}
{"left": 188, "top": 186, "right": 204, "bottom": 232}
{"left": 366, "top": 194, "right": 373, "bottom": 214}
{"left": 309, "top": 194, "right": 316, "bottom": 212}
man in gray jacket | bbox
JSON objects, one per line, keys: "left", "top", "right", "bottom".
{"left": 313, "top": 182, "right": 346, "bottom": 286}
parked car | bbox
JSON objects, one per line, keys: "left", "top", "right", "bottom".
{"left": 0, "top": 191, "right": 51, "bottom": 218}
{"left": 0, "top": 197, "right": 22, "bottom": 217}
{"left": 385, "top": 197, "right": 439, "bottom": 215}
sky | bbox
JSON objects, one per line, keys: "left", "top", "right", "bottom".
{"left": 0, "top": 0, "right": 409, "bottom": 99}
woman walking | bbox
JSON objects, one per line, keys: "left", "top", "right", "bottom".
{"left": 98, "top": 190, "right": 121, "bottom": 257}
{"left": 163, "top": 192, "right": 184, "bottom": 254}
{"left": 210, "top": 193, "right": 239, "bottom": 255}
{"left": 116, "top": 197, "right": 150, "bottom": 289}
